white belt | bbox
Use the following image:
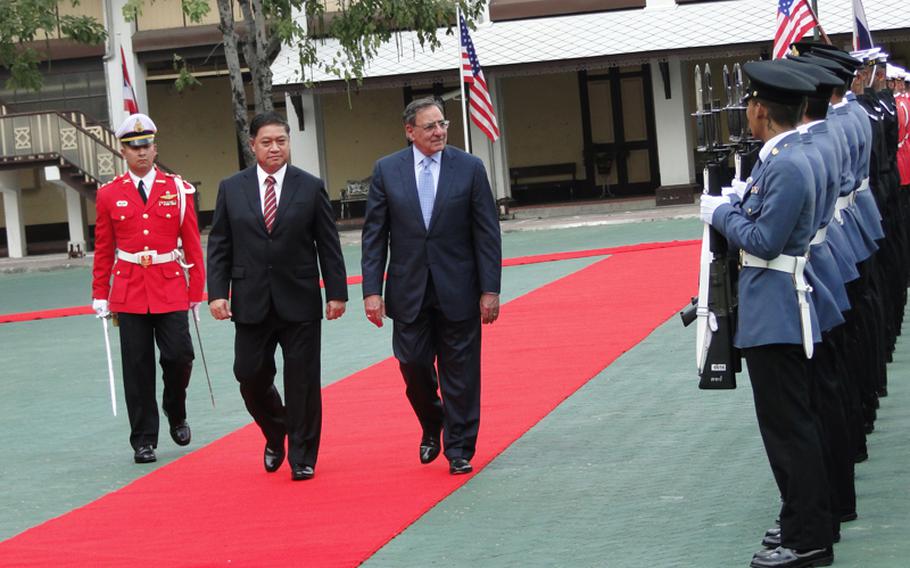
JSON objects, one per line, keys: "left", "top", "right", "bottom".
{"left": 117, "top": 249, "right": 193, "bottom": 269}
{"left": 810, "top": 226, "right": 828, "bottom": 246}
{"left": 833, "top": 192, "right": 856, "bottom": 225}
{"left": 741, "top": 252, "right": 814, "bottom": 358}
{"left": 856, "top": 177, "right": 870, "bottom": 192}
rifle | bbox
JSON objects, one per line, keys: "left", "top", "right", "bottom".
{"left": 681, "top": 63, "right": 754, "bottom": 389}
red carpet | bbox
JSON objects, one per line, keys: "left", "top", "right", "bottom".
{"left": 0, "top": 241, "right": 696, "bottom": 324}
{"left": 0, "top": 242, "right": 698, "bottom": 566}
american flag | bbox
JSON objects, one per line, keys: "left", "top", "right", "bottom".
{"left": 120, "top": 46, "right": 139, "bottom": 114}
{"left": 772, "top": 0, "right": 820, "bottom": 60}
{"left": 459, "top": 15, "right": 500, "bottom": 142}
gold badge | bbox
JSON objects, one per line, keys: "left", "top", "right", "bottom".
{"left": 159, "top": 192, "right": 177, "bottom": 201}
{"left": 134, "top": 119, "right": 144, "bottom": 132}
{"left": 751, "top": 186, "right": 760, "bottom": 194}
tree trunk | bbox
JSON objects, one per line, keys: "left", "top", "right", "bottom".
{"left": 250, "top": 0, "right": 273, "bottom": 113}
{"left": 216, "top": 0, "right": 255, "bottom": 167}
{"left": 237, "top": 0, "right": 273, "bottom": 114}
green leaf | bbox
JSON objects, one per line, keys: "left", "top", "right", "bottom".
{"left": 172, "top": 54, "right": 202, "bottom": 92}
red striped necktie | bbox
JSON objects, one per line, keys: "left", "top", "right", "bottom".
{"left": 263, "top": 175, "right": 277, "bottom": 232}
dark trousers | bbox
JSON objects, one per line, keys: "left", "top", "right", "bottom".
{"left": 117, "top": 311, "right": 194, "bottom": 450}
{"left": 808, "top": 331, "right": 856, "bottom": 524}
{"left": 744, "top": 344, "right": 833, "bottom": 551}
{"left": 234, "top": 307, "right": 322, "bottom": 468}
{"left": 393, "top": 276, "right": 481, "bottom": 461}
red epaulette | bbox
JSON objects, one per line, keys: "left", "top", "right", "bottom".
{"left": 97, "top": 173, "right": 131, "bottom": 193}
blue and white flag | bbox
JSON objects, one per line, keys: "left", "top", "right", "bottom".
{"left": 852, "top": 0, "right": 874, "bottom": 51}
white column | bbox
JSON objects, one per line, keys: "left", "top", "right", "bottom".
{"left": 650, "top": 56, "right": 695, "bottom": 187}
{"left": 45, "top": 166, "right": 87, "bottom": 255}
{"left": 0, "top": 171, "right": 27, "bottom": 258}
{"left": 286, "top": 91, "right": 327, "bottom": 180}
{"left": 467, "top": 71, "right": 511, "bottom": 203}
{"left": 103, "top": 0, "right": 146, "bottom": 127}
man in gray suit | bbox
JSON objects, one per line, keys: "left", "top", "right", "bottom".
{"left": 361, "top": 98, "right": 502, "bottom": 475}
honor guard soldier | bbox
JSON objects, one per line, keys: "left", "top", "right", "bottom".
{"left": 700, "top": 60, "right": 834, "bottom": 568}
{"left": 91, "top": 113, "right": 205, "bottom": 464}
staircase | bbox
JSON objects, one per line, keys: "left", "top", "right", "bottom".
{"left": 0, "top": 104, "right": 126, "bottom": 200}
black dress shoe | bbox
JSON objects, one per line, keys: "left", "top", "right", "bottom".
{"left": 763, "top": 527, "right": 839, "bottom": 549}
{"left": 840, "top": 511, "right": 858, "bottom": 522}
{"left": 134, "top": 445, "right": 157, "bottom": 464}
{"left": 419, "top": 437, "right": 441, "bottom": 464}
{"left": 762, "top": 527, "right": 781, "bottom": 549}
{"left": 169, "top": 420, "right": 191, "bottom": 446}
{"left": 264, "top": 444, "right": 285, "bottom": 473}
{"left": 291, "top": 464, "right": 315, "bottom": 481}
{"left": 751, "top": 546, "right": 833, "bottom": 568}
{"left": 449, "top": 458, "right": 473, "bottom": 475}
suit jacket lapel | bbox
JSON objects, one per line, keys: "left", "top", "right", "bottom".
{"left": 271, "top": 166, "right": 297, "bottom": 232}
{"left": 242, "top": 167, "right": 268, "bottom": 234}
{"left": 428, "top": 147, "right": 455, "bottom": 233}
{"left": 399, "top": 149, "right": 426, "bottom": 233}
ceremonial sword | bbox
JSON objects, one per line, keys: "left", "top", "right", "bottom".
{"left": 192, "top": 313, "right": 216, "bottom": 408}
{"left": 101, "top": 316, "right": 118, "bottom": 416}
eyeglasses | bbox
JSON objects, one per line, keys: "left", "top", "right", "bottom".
{"left": 419, "top": 120, "right": 451, "bottom": 132}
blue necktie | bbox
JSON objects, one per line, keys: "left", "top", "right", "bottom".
{"left": 417, "top": 157, "right": 435, "bottom": 229}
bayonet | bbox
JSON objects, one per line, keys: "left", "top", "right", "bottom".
{"left": 694, "top": 65, "right": 707, "bottom": 150}
{"left": 704, "top": 64, "right": 718, "bottom": 148}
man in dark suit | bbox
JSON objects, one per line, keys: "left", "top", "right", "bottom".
{"left": 207, "top": 112, "right": 348, "bottom": 481}
{"left": 361, "top": 98, "right": 502, "bottom": 475}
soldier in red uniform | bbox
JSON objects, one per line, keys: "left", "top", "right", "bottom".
{"left": 91, "top": 113, "right": 205, "bottom": 463}
{"left": 893, "top": 69, "right": 910, "bottom": 187}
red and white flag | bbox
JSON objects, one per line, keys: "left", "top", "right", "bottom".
{"left": 772, "top": 0, "right": 820, "bottom": 60}
{"left": 459, "top": 15, "right": 500, "bottom": 142}
{"left": 120, "top": 45, "right": 139, "bottom": 114}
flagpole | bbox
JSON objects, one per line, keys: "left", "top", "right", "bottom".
{"left": 808, "top": 2, "right": 832, "bottom": 44}
{"left": 457, "top": 8, "right": 471, "bottom": 153}
{"left": 812, "top": 0, "right": 819, "bottom": 40}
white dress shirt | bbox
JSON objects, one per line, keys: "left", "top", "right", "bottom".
{"left": 128, "top": 168, "right": 158, "bottom": 200}
{"left": 257, "top": 163, "right": 287, "bottom": 215}
{"left": 413, "top": 146, "right": 442, "bottom": 197}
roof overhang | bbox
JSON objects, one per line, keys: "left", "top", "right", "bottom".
{"left": 272, "top": 0, "right": 910, "bottom": 94}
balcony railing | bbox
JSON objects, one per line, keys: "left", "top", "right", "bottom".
{"left": 0, "top": 108, "right": 127, "bottom": 189}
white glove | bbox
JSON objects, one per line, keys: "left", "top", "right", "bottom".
{"left": 190, "top": 301, "right": 202, "bottom": 322}
{"left": 92, "top": 299, "right": 110, "bottom": 319}
{"left": 700, "top": 194, "right": 728, "bottom": 224}
{"left": 721, "top": 186, "right": 736, "bottom": 197}
{"left": 731, "top": 179, "right": 748, "bottom": 199}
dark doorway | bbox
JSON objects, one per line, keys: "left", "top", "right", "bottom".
{"left": 578, "top": 65, "right": 660, "bottom": 198}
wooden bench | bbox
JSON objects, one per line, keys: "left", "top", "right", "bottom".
{"left": 509, "top": 162, "right": 577, "bottom": 201}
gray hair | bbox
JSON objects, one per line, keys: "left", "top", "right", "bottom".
{"left": 403, "top": 98, "right": 444, "bottom": 125}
